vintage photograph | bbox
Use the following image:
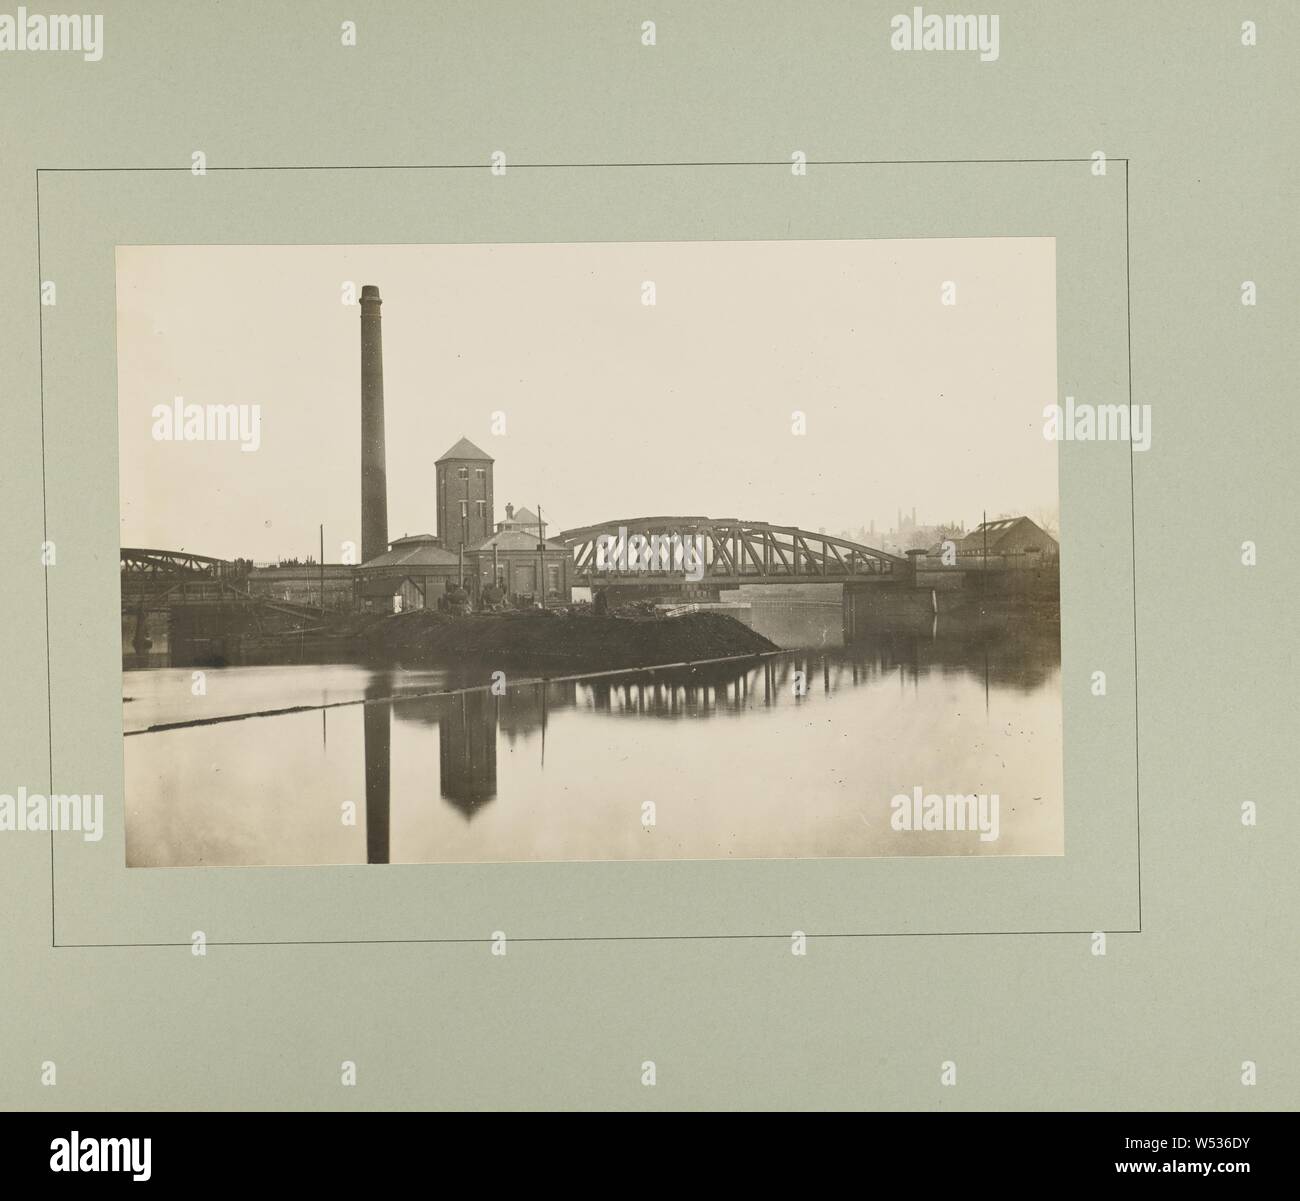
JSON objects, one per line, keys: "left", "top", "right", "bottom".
{"left": 117, "top": 239, "right": 1062, "bottom": 867}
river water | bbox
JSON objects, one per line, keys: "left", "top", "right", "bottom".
{"left": 122, "top": 601, "right": 1062, "bottom": 867}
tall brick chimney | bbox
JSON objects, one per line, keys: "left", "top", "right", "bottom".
{"left": 359, "top": 285, "right": 388, "bottom": 563}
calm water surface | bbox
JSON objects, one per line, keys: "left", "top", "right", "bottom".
{"left": 123, "top": 601, "right": 1062, "bottom": 866}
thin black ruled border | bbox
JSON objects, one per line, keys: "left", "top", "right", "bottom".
{"left": 34, "top": 158, "right": 1140, "bottom": 948}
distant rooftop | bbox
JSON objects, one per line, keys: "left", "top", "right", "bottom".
{"left": 249, "top": 563, "right": 355, "bottom": 577}
{"left": 954, "top": 516, "right": 1057, "bottom": 554}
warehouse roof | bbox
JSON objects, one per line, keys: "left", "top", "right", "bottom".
{"left": 360, "top": 535, "right": 460, "bottom": 570}
{"left": 954, "top": 516, "right": 1057, "bottom": 554}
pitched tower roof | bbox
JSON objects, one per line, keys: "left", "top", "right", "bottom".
{"left": 436, "top": 436, "right": 494, "bottom": 463}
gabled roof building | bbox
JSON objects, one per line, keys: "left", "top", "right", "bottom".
{"left": 953, "top": 516, "right": 1058, "bottom": 559}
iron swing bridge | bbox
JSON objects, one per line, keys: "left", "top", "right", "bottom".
{"left": 119, "top": 548, "right": 321, "bottom": 619}
{"left": 120, "top": 547, "right": 235, "bottom": 578}
{"left": 557, "top": 517, "right": 907, "bottom": 588}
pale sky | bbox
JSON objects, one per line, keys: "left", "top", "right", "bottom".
{"left": 116, "top": 239, "right": 1057, "bottom": 562}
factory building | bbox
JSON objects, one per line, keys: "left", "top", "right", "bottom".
{"left": 470, "top": 522, "right": 572, "bottom": 604}
{"left": 355, "top": 533, "right": 460, "bottom": 612}
{"left": 351, "top": 286, "right": 570, "bottom": 611}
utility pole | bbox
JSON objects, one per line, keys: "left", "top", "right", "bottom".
{"left": 982, "top": 509, "right": 988, "bottom": 593}
{"left": 319, "top": 523, "right": 325, "bottom": 612}
{"left": 537, "top": 503, "right": 546, "bottom": 609}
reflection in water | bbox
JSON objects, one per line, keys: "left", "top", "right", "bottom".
{"left": 440, "top": 692, "right": 497, "bottom": 817}
{"left": 363, "top": 684, "right": 390, "bottom": 865}
{"left": 395, "top": 688, "right": 500, "bottom": 818}
{"left": 124, "top": 601, "right": 1062, "bottom": 867}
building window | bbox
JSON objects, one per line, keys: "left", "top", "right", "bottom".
{"left": 475, "top": 468, "right": 485, "bottom": 480}
{"left": 460, "top": 501, "right": 468, "bottom": 518}
{"left": 476, "top": 500, "right": 486, "bottom": 517}
{"left": 458, "top": 467, "right": 468, "bottom": 480}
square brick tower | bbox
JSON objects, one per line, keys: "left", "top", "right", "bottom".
{"left": 436, "top": 437, "right": 494, "bottom": 551}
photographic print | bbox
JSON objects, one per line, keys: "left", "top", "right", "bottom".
{"left": 117, "top": 238, "right": 1061, "bottom": 867}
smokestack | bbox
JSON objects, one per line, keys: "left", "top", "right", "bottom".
{"left": 359, "top": 285, "right": 388, "bottom": 563}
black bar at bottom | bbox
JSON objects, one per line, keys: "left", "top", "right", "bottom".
{"left": 4, "top": 1110, "right": 1290, "bottom": 1186}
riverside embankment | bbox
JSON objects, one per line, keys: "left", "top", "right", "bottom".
{"left": 363, "top": 608, "right": 778, "bottom": 671}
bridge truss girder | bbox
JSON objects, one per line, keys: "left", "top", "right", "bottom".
{"left": 120, "top": 547, "right": 321, "bottom": 619}
{"left": 120, "top": 547, "right": 234, "bottom": 578}
{"left": 558, "top": 517, "right": 906, "bottom": 588}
